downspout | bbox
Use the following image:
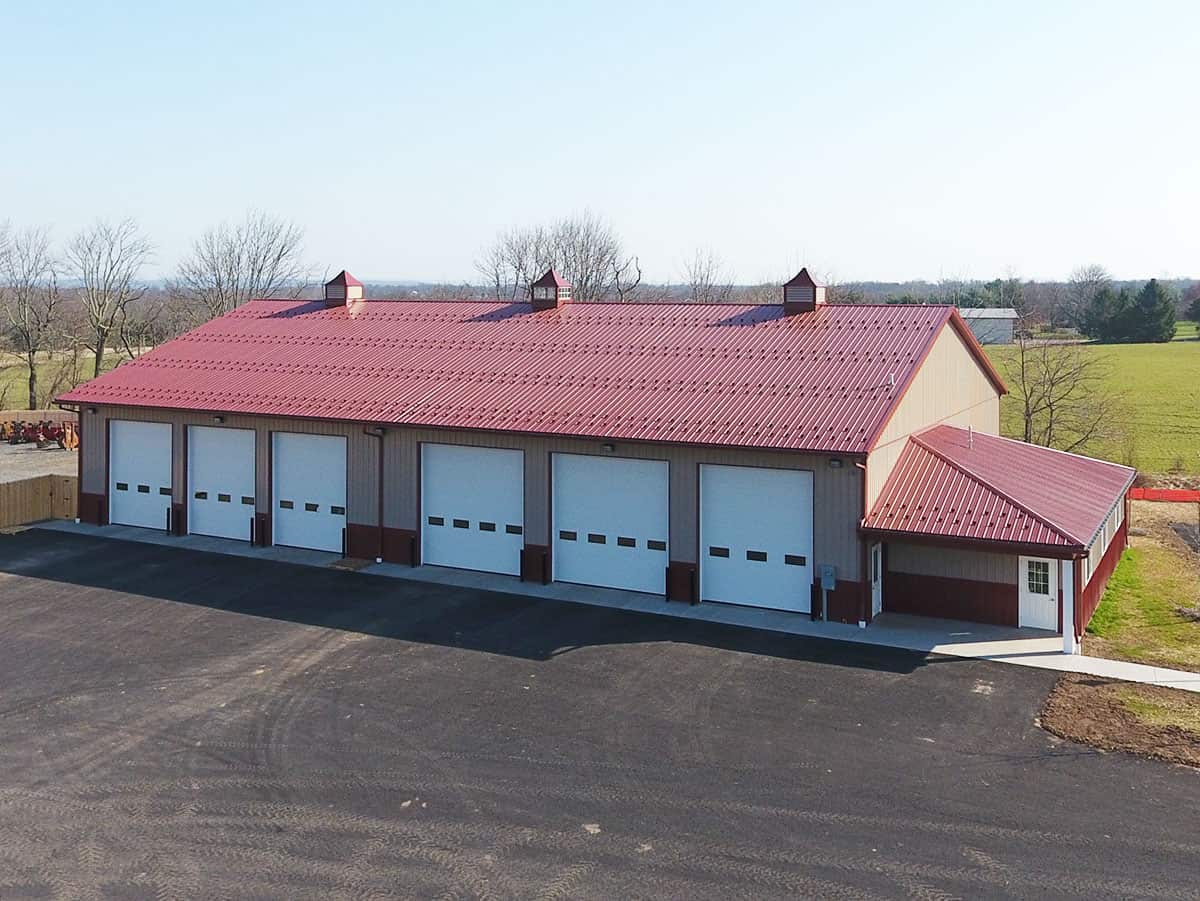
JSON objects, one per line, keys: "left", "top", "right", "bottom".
{"left": 363, "top": 426, "right": 386, "bottom": 563}
{"left": 856, "top": 459, "right": 869, "bottom": 628}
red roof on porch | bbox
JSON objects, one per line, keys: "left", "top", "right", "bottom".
{"left": 863, "top": 426, "right": 1135, "bottom": 551}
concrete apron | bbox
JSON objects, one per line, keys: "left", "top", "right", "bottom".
{"left": 30, "top": 520, "right": 1200, "bottom": 694}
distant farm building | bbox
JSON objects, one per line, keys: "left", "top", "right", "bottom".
{"left": 957, "top": 307, "right": 1018, "bottom": 344}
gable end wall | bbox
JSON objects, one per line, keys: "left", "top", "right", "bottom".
{"left": 866, "top": 323, "right": 1001, "bottom": 508}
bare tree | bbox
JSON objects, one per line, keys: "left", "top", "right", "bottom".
{"left": 1003, "top": 313, "right": 1118, "bottom": 453}
{"left": 1066, "top": 264, "right": 1111, "bottom": 330}
{"left": 1, "top": 227, "right": 62, "bottom": 409}
{"left": 65, "top": 219, "right": 153, "bottom": 377}
{"left": 173, "top": 211, "right": 309, "bottom": 323}
{"left": 477, "top": 212, "right": 641, "bottom": 303}
{"left": 681, "top": 249, "right": 734, "bottom": 303}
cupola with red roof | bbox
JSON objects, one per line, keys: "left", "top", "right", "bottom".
{"left": 530, "top": 268, "right": 571, "bottom": 311}
{"left": 782, "top": 268, "right": 826, "bottom": 314}
{"left": 325, "top": 270, "right": 364, "bottom": 307}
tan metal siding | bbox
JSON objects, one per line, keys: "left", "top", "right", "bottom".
{"left": 386, "top": 428, "right": 862, "bottom": 578}
{"left": 82, "top": 406, "right": 862, "bottom": 580}
{"left": 866, "top": 324, "right": 1001, "bottom": 508}
{"left": 81, "top": 406, "right": 380, "bottom": 526}
{"left": 888, "top": 541, "right": 1018, "bottom": 585}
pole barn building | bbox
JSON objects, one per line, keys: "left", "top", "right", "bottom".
{"left": 57, "top": 269, "right": 1133, "bottom": 651}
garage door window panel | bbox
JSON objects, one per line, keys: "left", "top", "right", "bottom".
{"left": 420, "top": 444, "right": 524, "bottom": 576}
{"left": 108, "top": 420, "right": 173, "bottom": 531}
{"left": 699, "top": 464, "right": 813, "bottom": 613}
{"left": 187, "top": 426, "right": 257, "bottom": 542}
{"left": 552, "top": 453, "right": 669, "bottom": 594}
{"left": 271, "top": 432, "right": 347, "bottom": 553}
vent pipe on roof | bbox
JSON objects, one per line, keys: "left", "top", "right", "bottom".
{"left": 530, "top": 268, "right": 571, "bottom": 311}
{"left": 782, "top": 268, "right": 826, "bottom": 315}
{"left": 325, "top": 270, "right": 364, "bottom": 308}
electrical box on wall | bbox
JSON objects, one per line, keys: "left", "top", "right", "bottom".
{"left": 819, "top": 564, "right": 837, "bottom": 592}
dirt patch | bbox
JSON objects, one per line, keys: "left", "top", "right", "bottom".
{"left": 1128, "top": 501, "right": 1195, "bottom": 563}
{"left": 1041, "top": 673, "right": 1200, "bottom": 768}
{"left": 1143, "top": 473, "right": 1200, "bottom": 491}
{"left": 329, "top": 556, "right": 373, "bottom": 571}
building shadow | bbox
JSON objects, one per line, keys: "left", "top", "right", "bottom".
{"left": 0, "top": 529, "right": 938, "bottom": 676}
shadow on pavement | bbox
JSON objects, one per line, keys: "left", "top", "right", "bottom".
{"left": 0, "top": 528, "right": 941, "bottom": 676}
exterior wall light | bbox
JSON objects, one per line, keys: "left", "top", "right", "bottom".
{"left": 828, "top": 458, "right": 844, "bottom": 468}
{"left": 213, "top": 415, "right": 225, "bottom": 424}
{"left": 601, "top": 443, "right": 616, "bottom": 454}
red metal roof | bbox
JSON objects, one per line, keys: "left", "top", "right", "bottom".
{"left": 863, "top": 425, "right": 1135, "bottom": 550}
{"left": 58, "top": 299, "right": 997, "bottom": 454}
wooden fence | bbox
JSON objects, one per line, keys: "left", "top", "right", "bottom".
{"left": 0, "top": 475, "right": 77, "bottom": 529}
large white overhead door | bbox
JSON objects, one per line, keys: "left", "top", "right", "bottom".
{"left": 421, "top": 444, "right": 523, "bottom": 575}
{"left": 187, "top": 426, "right": 256, "bottom": 541}
{"left": 700, "top": 464, "right": 813, "bottom": 612}
{"left": 272, "top": 433, "right": 347, "bottom": 552}
{"left": 552, "top": 454, "right": 669, "bottom": 594}
{"left": 109, "top": 420, "right": 173, "bottom": 530}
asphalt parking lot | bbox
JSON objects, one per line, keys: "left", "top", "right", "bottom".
{"left": 1, "top": 530, "right": 1198, "bottom": 900}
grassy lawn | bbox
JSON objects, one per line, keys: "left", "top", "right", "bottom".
{"left": 1048, "top": 500, "right": 1200, "bottom": 764}
{"left": 986, "top": 334, "right": 1200, "bottom": 475}
{"left": 0, "top": 351, "right": 124, "bottom": 410}
{"left": 1083, "top": 503, "right": 1200, "bottom": 671}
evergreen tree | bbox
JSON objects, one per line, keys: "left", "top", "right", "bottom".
{"left": 1129, "top": 278, "right": 1176, "bottom": 342}
{"left": 1186, "top": 295, "right": 1200, "bottom": 323}
{"left": 1082, "top": 281, "right": 1176, "bottom": 342}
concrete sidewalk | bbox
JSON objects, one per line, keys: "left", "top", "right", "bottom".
{"left": 29, "top": 519, "right": 1200, "bottom": 693}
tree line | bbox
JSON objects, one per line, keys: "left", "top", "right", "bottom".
{"left": 0, "top": 212, "right": 311, "bottom": 409}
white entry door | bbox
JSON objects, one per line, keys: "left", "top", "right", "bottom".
{"left": 421, "top": 444, "right": 524, "bottom": 575}
{"left": 552, "top": 454, "right": 669, "bottom": 594}
{"left": 1019, "top": 556, "right": 1059, "bottom": 631}
{"left": 108, "top": 420, "right": 173, "bottom": 530}
{"left": 272, "top": 433, "right": 347, "bottom": 552}
{"left": 700, "top": 464, "right": 813, "bottom": 612}
{"left": 187, "top": 426, "right": 256, "bottom": 541}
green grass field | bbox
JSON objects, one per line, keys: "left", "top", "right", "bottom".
{"left": 986, "top": 328, "right": 1200, "bottom": 475}
{"left": 0, "top": 352, "right": 124, "bottom": 411}
{"left": 1085, "top": 542, "right": 1200, "bottom": 671}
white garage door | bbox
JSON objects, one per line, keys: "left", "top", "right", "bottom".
{"left": 421, "top": 444, "right": 523, "bottom": 575}
{"left": 188, "top": 426, "right": 256, "bottom": 541}
{"left": 272, "top": 433, "right": 347, "bottom": 552}
{"left": 700, "top": 464, "right": 813, "bottom": 612}
{"left": 109, "top": 420, "right": 173, "bottom": 530}
{"left": 552, "top": 454, "right": 668, "bottom": 594}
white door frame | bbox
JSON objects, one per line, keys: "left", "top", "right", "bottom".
{"left": 1018, "top": 555, "right": 1059, "bottom": 631}
{"left": 869, "top": 542, "right": 883, "bottom": 617}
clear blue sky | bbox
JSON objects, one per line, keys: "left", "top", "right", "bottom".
{"left": 2, "top": 1, "right": 1196, "bottom": 284}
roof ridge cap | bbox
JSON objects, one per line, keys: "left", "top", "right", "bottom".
{"left": 910, "top": 429, "right": 1085, "bottom": 546}
{"left": 962, "top": 425, "right": 1136, "bottom": 478}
